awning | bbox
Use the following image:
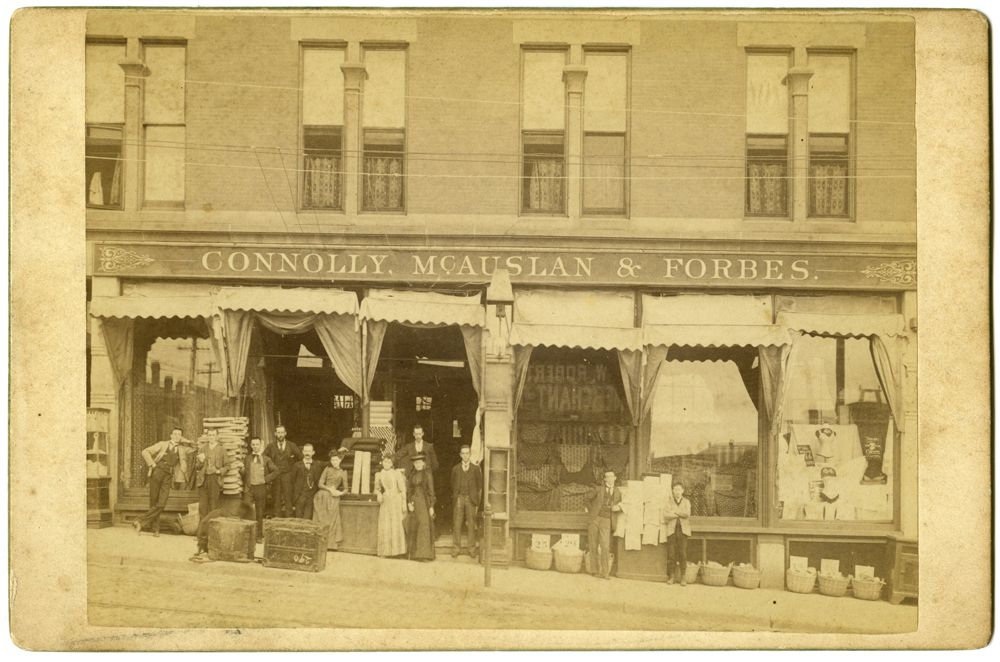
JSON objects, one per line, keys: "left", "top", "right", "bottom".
{"left": 776, "top": 312, "right": 907, "bottom": 338}
{"left": 642, "top": 294, "right": 789, "bottom": 347}
{"left": 215, "top": 286, "right": 359, "bottom": 316}
{"left": 89, "top": 295, "right": 214, "bottom": 319}
{"left": 509, "top": 289, "right": 641, "bottom": 351}
{"left": 360, "top": 290, "right": 485, "bottom": 327}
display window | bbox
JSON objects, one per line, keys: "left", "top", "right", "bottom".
{"left": 648, "top": 346, "right": 761, "bottom": 519}
{"left": 515, "top": 347, "right": 631, "bottom": 513}
{"left": 776, "top": 334, "right": 895, "bottom": 523}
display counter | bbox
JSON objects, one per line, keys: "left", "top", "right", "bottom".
{"left": 338, "top": 498, "right": 379, "bottom": 555}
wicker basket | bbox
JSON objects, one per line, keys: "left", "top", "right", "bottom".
{"left": 732, "top": 565, "right": 761, "bottom": 589}
{"left": 525, "top": 547, "right": 553, "bottom": 571}
{"left": 786, "top": 570, "right": 817, "bottom": 594}
{"left": 553, "top": 548, "right": 584, "bottom": 573}
{"left": 701, "top": 564, "right": 732, "bottom": 587}
{"left": 851, "top": 577, "right": 885, "bottom": 601}
{"left": 818, "top": 574, "right": 851, "bottom": 597}
{"left": 684, "top": 563, "right": 701, "bottom": 584}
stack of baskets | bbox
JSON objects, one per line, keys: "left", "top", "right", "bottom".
{"left": 786, "top": 567, "right": 818, "bottom": 593}
{"left": 701, "top": 562, "right": 732, "bottom": 587}
{"left": 202, "top": 417, "right": 249, "bottom": 496}
{"left": 818, "top": 573, "right": 852, "bottom": 598}
{"left": 732, "top": 563, "right": 761, "bottom": 589}
{"left": 525, "top": 546, "right": 553, "bottom": 571}
{"left": 851, "top": 576, "right": 886, "bottom": 601}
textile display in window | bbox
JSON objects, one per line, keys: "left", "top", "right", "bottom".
{"left": 747, "top": 163, "right": 785, "bottom": 215}
{"left": 811, "top": 163, "right": 848, "bottom": 216}
{"left": 303, "top": 156, "right": 341, "bottom": 208}
{"left": 526, "top": 160, "right": 563, "bottom": 212}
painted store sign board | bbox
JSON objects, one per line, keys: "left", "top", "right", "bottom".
{"left": 94, "top": 243, "right": 917, "bottom": 290}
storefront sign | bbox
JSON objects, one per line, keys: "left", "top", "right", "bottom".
{"left": 93, "top": 243, "right": 917, "bottom": 290}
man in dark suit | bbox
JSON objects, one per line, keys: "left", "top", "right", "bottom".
{"left": 394, "top": 424, "right": 439, "bottom": 476}
{"left": 586, "top": 469, "right": 623, "bottom": 579}
{"left": 263, "top": 425, "right": 302, "bottom": 518}
{"left": 291, "top": 442, "right": 327, "bottom": 520}
{"left": 242, "top": 437, "right": 280, "bottom": 542}
{"left": 450, "top": 445, "right": 482, "bottom": 557}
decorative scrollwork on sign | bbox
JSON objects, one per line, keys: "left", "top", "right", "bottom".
{"left": 862, "top": 260, "right": 916, "bottom": 286}
{"left": 98, "top": 246, "right": 155, "bottom": 272}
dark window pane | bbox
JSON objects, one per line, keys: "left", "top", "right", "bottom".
{"left": 86, "top": 124, "right": 123, "bottom": 209}
{"left": 362, "top": 128, "right": 405, "bottom": 211}
{"left": 745, "top": 134, "right": 788, "bottom": 217}
{"left": 303, "top": 126, "right": 343, "bottom": 209}
{"left": 583, "top": 133, "right": 625, "bottom": 213}
{"left": 522, "top": 133, "right": 565, "bottom": 213}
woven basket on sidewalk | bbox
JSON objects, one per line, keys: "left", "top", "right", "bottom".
{"left": 701, "top": 564, "right": 731, "bottom": 587}
{"left": 553, "top": 548, "right": 584, "bottom": 573}
{"left": 732, "top": 565, "right": 761, "bottom": 589}
{"left": 525, "top": 547, "right": 553, "bottom": 571}
{"left": 851, "top": 577, "right": 886, "bottom": 601}
{"left": 818, "top": 574, "right": 851, "bottom": 598}
{"left": 684, "top": 564, "right": 701, "bottom": 584}
{"left": 786, "top": 569, "right": 817, "bottom": 594}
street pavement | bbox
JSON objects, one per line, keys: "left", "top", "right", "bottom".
{"left": 88, "top": 526, "right": 917, "bottom": 633}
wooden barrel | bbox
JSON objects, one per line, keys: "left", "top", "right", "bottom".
{"left": 263, "top": 518, "right": 329, "bottom": 572}
{"left": 207, "top": 517, "right": 257, "bottom": 562}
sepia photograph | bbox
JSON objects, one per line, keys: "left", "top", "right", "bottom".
{"left": 7, "top": 4, "right": 993, "bottom": 652}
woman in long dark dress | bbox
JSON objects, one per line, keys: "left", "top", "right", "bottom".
{"left": 406, "top": 454, "right": 436, "bottom": 561}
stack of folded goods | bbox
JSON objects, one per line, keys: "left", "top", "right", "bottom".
{"left": 202, "top": 417, "right": 249, "bottom": 496}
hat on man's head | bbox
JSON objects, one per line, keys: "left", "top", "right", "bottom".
{"left": 411, "top": 452, "right": 426, "bottom": 462}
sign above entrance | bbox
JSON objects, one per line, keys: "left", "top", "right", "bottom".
{"left": 93, "top": 244, "right": 917, "bottom": 290}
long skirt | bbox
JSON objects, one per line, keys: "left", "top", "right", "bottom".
{"left": 377, "top": 493, "right": 407, "bottom": 557}
{"left": 313, "top": 491, "right": 343, "bottom": 550}
{"left": 407, "top": 493, "right": 436, "bottom": 561}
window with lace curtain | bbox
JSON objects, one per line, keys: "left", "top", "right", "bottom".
{"left": 86, "top": 41, "right": 125, "bottom": 209}
{"left": 745, "top": 51, "right": 790, "bottom": 217}
{"left": 521, "top": 49, "right": 567, "bottom": 214}
{"left": 301, "top": 46, "right": 345, "bottom": 210}
{"left": 583, "top": 50, "right": 628, "bottom": 215}
{"left": 362, "top": 47, "right": 406, "bottom": 212}
{"left": 808, "top": 53, "right": 852, "bottom": 218}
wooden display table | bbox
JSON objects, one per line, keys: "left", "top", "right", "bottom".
{"left": 338, "top": 498, "right": 379, "bottom": 555}
{"left": 886, "top": 536, "right": 918, "bottom": 604}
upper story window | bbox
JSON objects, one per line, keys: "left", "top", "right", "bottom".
{"left": 745, "top": 51, "right": 790, "bottom": 218}
{"left": 362, "top": 47, "right": 406, "bottom": 212}
{"left": 808, "top": 52, "right": 852, "bottom": 218}
{"left": 301, "top": 46, "right": 346, "bottom": 210}
{"left": 582, "top": 50, "right": 628, "bottom": 215}
{"left": 142, "top": 42, "right": 186, "bottom": 208}
{"left": 521, "top": 49, "right": 567, "bottom": 215}
{"left": 86, "top": 41, "right": 126, "bottom": 209}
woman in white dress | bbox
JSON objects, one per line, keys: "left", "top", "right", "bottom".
{"left": 373, "top": 455, "right": 408, "bottom": 557}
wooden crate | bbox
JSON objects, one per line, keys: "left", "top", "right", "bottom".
{"left": 263, "top": 518, "right": 329, "bottom": 572}
{"left": 207, "top": 517, "right": 256, "bottom": 563}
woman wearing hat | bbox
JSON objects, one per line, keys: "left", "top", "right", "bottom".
{"left": 406, "top": 453, "right": 436, "bottom": 561}
{"left": 313, "top": 449, "right": 348, "bottom": 550}
{"left": 374, "top": 454, "right": 408, "bottom": 557}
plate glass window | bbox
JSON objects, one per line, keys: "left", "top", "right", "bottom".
{"left": 522, "top": 50, "right": 566, "bottom": 214}
{"left": 362, "top": 48, "right": 406, "bottom": 212}
{"left": 86, "top": 42, "right": 126, "bottom": 209}
{"left": 302, "top": 47, "right": 345, "bottom": 210}
{"left": 808, "top": 53, "right": 852, "bottom": 218}
{"left": 583, "top": 51, "right": 627, "bottom": 215}
{"left": 143, "top": 43, "right": 186, "bottom": 207}
{"left": 745, "top": 52, "right": 790, "bottom": 217}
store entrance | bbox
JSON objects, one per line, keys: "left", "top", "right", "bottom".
{"left": 372, "top": 324, "right": 478, "bottom": 536}
{"left": 265, "top": 329, "right": 357, "bottom": 462}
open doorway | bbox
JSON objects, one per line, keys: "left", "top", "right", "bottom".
{"left": 370, "top": 324, "right": 478, "bottom": 535}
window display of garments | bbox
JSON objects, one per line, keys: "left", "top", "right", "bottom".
{"left": 557, "top": 444, "right": 589, "bottom": 473}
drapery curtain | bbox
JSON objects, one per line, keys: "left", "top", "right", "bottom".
{"left": 460, "top": 326, "right": 486, "bottom": 464}
{"left": 759, "top": 338, "right": 799, "bottom": 448}
{"left": 870, "top": 335, "right": 903, "bottom": 429}
{"left": 639, "top": 345, "right": 669, "bottom": 422}
{"left": 363, "top": 320, "right": 388, "bottom": 405}
{"left": 220, "top": 310, "right": 255, "bottom": 397}
{"left": 810, "top": 163, "right": 848, "bottom": 216}
{"left": 314, "top": 314, "right": 364, "bottom": 399}
{"left": 245, "top": 330, "right": 276, "bottom": 447}
{"left": 617, "top": 349, "right": 642, "bottom": 425}
{"left": 526, "top": 160, "right": 563, "bottom": 212}
{"left": 512, "top": 345, "right": 534, "bottom": 416}
{"left": 363, "top": 156, "right": 403, "bottom": 210}
{"left": 747, "top": 163, "right": 786, "bottom": 215}
{"left": 303, "top": 156, "right": 341, "bottom": 208}
{"left": 99, "top": 318, "right": 135, "bottom": 391}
